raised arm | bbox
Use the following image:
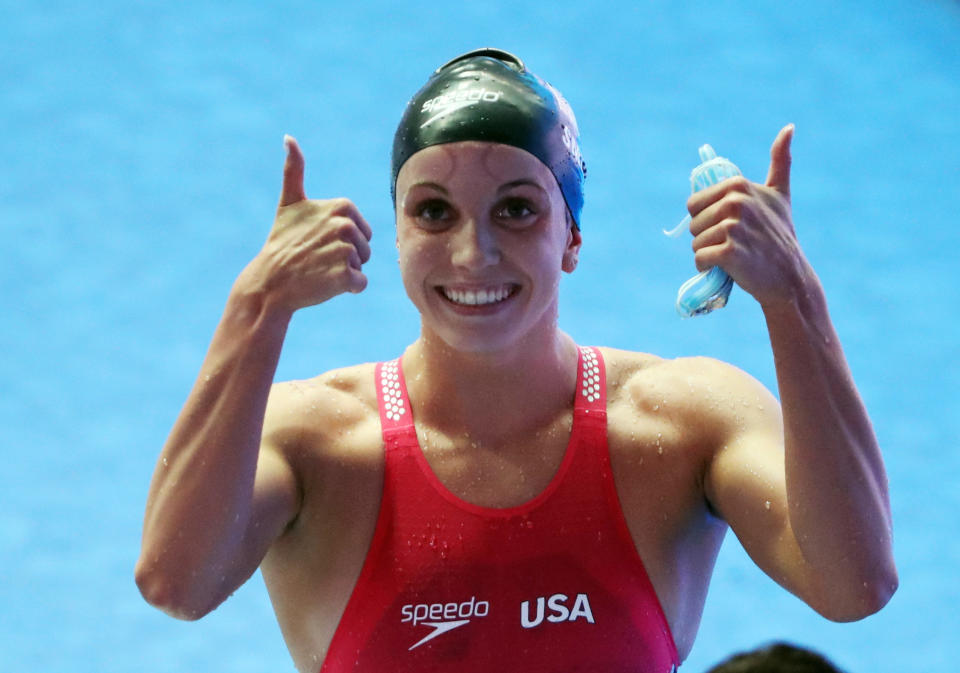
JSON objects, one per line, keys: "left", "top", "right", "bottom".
{"left": 135, "top": 137, "right": 372, "bottom": 619}
{"left": 690, "top": 126, "right": 897, "bottom": 620}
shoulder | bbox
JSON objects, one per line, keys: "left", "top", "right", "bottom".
{"left": 598, "top": 346, "right": 756, "bottom": 399}
{"left": 598, "top": 346, "right": 780, "bottom": 445}
{"left": 262, "top": 362, "right": 381, "bottom": 459}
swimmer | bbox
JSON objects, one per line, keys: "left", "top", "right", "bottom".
{"left": 135, "top": 49, "right": 897, "bottom": 672}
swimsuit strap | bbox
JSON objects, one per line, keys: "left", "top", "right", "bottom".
{"left": 377, "top": 346, "right": 605, "bottom": 448}
{"left": 573, "top": 346, "right": 606, "bottom": 416}
{"left": 375, "top": 359, "right": 417, "bottom": 451}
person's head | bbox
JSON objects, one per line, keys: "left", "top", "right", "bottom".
{"left": 390, "top": 49, "right": 586, "bottom": 352}
{"left": 391, "top": 48, "right": 586, "bottom": 229}
{"left": 705, "top": 642, "right": 846, "bottom": 673}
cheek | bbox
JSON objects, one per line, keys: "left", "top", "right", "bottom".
{"left": 396, "top": 236, "right": 438, "bottom": 295}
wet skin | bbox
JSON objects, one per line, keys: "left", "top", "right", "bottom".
{"left": 258, "top": 143, "right": 762, "bottom": 666}
{"left": 138, "top": 134, "right": 896, "bottom": 673}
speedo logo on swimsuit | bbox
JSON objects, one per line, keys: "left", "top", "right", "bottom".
{"left": 400, "top": 596, "right": 490, "bottom": 650}
{"left": 419, "top": 87, "right": 503, "bottom": 128}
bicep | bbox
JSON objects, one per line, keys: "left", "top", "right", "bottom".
{"left": 703, "top": 395, "right": 823, "bottom": 600}
{"left": 253, "top": 443, "right": 302, "bottom": 541}
{"left": 226, "top": 402, "right": 304, "bottom": 589}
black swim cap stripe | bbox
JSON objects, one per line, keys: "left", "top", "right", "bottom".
{"left": 391, "top": 48, "right": 586, "bottom": 227}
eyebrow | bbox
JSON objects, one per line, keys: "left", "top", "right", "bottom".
{"left": 497, "top": 179, "right": 547, "bottom": 195}
{"left": 405, "top": 178, "right": 547, "bottom": 196}
{"left": 407, "top": 181, "right": 449, "bottom": 195}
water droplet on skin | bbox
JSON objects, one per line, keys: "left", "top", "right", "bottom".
{"left": 162, "top": 457, "right": 168, "bottom": 466}
{"left": 653, "top": 404, "right": 660, "bottom": 411}
{"left": 764, "top": 501, "right": 771, "bottom": 510}
{"left": 204, "top": 375, "right": 211, "bottom": 382}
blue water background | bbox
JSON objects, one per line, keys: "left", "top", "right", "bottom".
{"left": 3, "top": 0, "right": 958, "bottom": 670}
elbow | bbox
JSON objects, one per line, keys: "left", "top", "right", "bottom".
{"left": 861, "top": 563, "right": 899, "bottom": 617}
{"left": 134, "top": 557, "right": 216, "bottom": 621}
{"left": 817, "top": 562, "right": 899, "bottom": 622}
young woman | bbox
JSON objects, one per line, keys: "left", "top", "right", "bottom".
{"left": 136, "top": 49, "right": 897, "bottom": 672}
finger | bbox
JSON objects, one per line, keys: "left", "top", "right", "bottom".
{"left": 279, "top": 135, "right": 307, "bottom": 207}
{"left": 693, "top": 242, "right": 732, "bottom": 274}
{"left": 691, "top": 219, "right": 734, "bottom": 252}
{"left": 687, "top": 175, "right": 750, "bottom": 219}
{"left": 328, "top": 221, "right": 372, "bottom": 269}
{"left": 332, "top": 198, "right": 373, "bottom": 242}
{"left": 344, "top": 266, "right": 369, "bottom": 294}
{"left": 343, "top": 222, "right": 373, "bottom": 265}
{"left": 689, "top": 189, "right": 746, "bottom": 237}
{"left": 765, "top": 124, "right": 794, "bottom": 199}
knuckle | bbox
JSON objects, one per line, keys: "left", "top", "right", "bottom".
{"left": 721, "top": 196, "right": 744, "bottom": 220}
{"left": 327, "top": 216, "right": 357, "bottom": 239}
{"left": 335, "top": 240, "right": 363, "bottom": 266}
{"left": 721, "top": 218, "right": 740, "bottom": 235}
{"left": 327, "top": 196, "right": 355, "bottom": 214}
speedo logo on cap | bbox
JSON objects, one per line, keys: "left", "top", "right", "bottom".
{"left": 419, "top": 87, "right": 503, "bottom": 128}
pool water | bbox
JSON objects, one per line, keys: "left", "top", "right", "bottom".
{"left": 3, "top": 1, "right": 958, "bottom": 671}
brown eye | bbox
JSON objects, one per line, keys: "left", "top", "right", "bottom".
{"left": 415, "top": 199, "right": 452, "bottom": 226}
{"left": 496, "top": 198, "right": 536, "bottom": 223}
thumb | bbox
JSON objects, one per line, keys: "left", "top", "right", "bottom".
{"left": 765, "top": 124, "right": 794, "bottom": 199}
{"left": 279, "top": 134, "right": 307, "bottom": 207}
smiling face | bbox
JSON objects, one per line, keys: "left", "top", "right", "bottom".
{"left": 395, "top": 141, "right": 582, "bottom": 354}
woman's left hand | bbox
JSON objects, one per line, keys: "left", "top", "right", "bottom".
{"left": 686, "top": 124, "right": 814, "bottom": 308}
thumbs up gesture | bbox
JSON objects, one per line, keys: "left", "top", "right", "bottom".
{"left": 240, "top": 136, "right": 373, "bottom": 316}
{"left": 685, "top": 125, "right": 811, "bottom": 308}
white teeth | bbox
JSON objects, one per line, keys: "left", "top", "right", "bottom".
{"left": 443, "top": 286, "right": 512, "bottom": 306}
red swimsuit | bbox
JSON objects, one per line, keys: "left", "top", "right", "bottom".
{"left": 320, "top": 347, "right": 679, "bottom": 672}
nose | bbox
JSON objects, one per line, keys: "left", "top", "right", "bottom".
{"left": 449, "top": 217, "right": 500, "bottom": 270}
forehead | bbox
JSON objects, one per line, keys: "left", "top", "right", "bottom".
{"left": 395, "top": 141, "right": 556, "bottom": 193}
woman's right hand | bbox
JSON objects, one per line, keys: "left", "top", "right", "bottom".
{"left": 237, "top": 135, "right": 373, "bottom": 314}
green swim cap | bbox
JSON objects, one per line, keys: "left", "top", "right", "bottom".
{"left": 391, "top": 48, "right": 586, "bottom": 227}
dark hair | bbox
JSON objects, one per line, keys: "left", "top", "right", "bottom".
{"left": 705, "top": 642, "right": 847, "bottom": 673}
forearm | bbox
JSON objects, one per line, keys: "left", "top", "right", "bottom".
{"left": 137, "top": 282, "right": 292, "bottom": 616}
{"left": 763, "top": 276, "right": 897, "bottom": 612}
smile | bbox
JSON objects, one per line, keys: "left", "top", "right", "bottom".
{"left": 440, "top": 285, "right": 517, "bottom": 306}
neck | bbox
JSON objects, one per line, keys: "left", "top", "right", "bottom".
{"left": 402, "top": 326, "right": 580, "bottom": 442}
